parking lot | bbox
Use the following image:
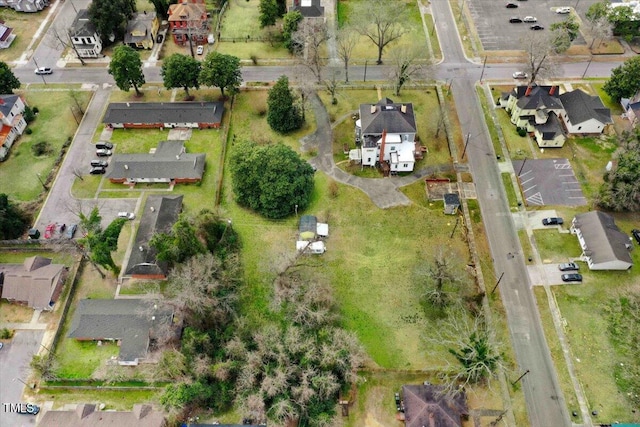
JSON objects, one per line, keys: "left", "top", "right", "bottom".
{"left": 466, "top": 0, "right": 603, "bottom": 51}
{"left": 514, "top": 158, "right": 587, "bottom": 206}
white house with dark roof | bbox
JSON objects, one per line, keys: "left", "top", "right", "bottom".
{"left": 69, "top": 9, "right": 102, "bottom": 58}
{"left": 0, "top": 94, "right": 27, "bottom": 161}
{"left": 103, "top": 101, "right": 224, "bottom": 129}
{"left": 124, "top": 195, "right": 183, "bottom": 279}
{"left": 356, "top": 98, "right": 419, "bottom": 172}
{"left": 571, "top": 211, "right": 633, "bottom": 270}
{"left": 559, "top": 89, "right": 613, "bottom": 134}
{"left": 107, "top": 141, "right": 205, "bottom": 185}
{"left": 67, "top": 299, "right": 176, "bottom": 365}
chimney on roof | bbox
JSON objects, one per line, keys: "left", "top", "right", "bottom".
{"left": 370, "top": 105, "right": 376, "bottom": 114}
{"left": 401, "top": 104, "right": 407, "bottom": 114}
{"left": 549, "top": 85, "right": 557, "bottom": 96}
{"left": 525, "top": 86, "right": 532, "bottom": 97}
{"left": 0, "top": 98, "right": 4, "bottom": 105}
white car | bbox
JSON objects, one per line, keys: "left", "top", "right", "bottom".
{"left": 118, "top": 212, "right": 135, "bottom": 220}
{"left": 556, "top": 7, "right": 571, "bottom": 14}
{"left": 513, "top": 71, "right": 528, "bottom": 79}
{"left": 196, "top": 45, "right": 204, "bottom": 55}
{"left": 34, "top": 67, "right": 52, "bottom": 75}
{"left": 523, "top": 16, "right": 537, "bottom": 23}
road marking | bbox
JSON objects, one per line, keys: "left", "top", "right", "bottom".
{"left": 523, "top": 184, "right": 537, "bottom": 192}
{"left": 521, "top": 177, "right": 534, "bottom": 185}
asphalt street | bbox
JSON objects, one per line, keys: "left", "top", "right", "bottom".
{"left": 0, "top": 331, "right": 44, "bottom": 427}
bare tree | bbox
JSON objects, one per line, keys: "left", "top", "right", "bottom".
{"left": 387, "top": 45, "right": 431, "bottom": 96}
{"left": 521, "top": 32, "right": 563, "bottom": 85}
{"left": 336, "top": 27, "right": 358, "bottom": 82}
{"left": 47, "top": 21, "right": 86, "bottom": 66}
{"left": 587, "top": 16, "right": 613, "bottom": 49}
{"left": 414, "top": 246, "right": 465, "bottom": 310}
{"left": 426, "top": 305, "right": 504, "bottom": 393}
{"left": 352, "top": 0, "right": 409, "bottom": 64}
{"left": 292, "top": 19, "right": 330, "bottom": 83}
{"left": 324, "top": 67, "right": 340, "bottom": 105}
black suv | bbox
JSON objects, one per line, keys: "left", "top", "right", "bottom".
{"left": 542, "top": 217, "right": 563, "bottom": 226}
{"left": 632, "top": 229, "right": 640, "bottom": 245}
{"left": 96, "top": 141, "right": 113, "bottom": 150}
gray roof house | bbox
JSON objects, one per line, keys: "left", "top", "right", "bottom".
{"left": 559, "top": 89, "right": 613, "bottom": 134}
{"left": 69, "top": 9, "right": 103, "bottom": 58}
{"left": 103, "top": 101, "right": 224, "bottom": 129}
{"left": 124, "top": 11, "right": 159, "bottom": 50}
{"left": 571, "top": 211, "right": 633, "bottom": 270}
{"left": 67, "top": 299, "right": 176, "bottom": 365}
{"left": 0, "top": 256, "right": 66, "bottom": 310}
{"left": 37, "top": 403, "right": 166, "bottom": 427}
{"left": 107, "top": 141, "right": 206, "bottom": 185}
{"left": 402, "top": 384, "right": 468, "bottom": 427}
{"left": 124, "top": 195, "right": 183, "bottom": 279}
{"left": 0, "top": 20, "right": 16, "bottom": 48}
{"left": 0, "top": 0, "right": 48, "bottom": 12}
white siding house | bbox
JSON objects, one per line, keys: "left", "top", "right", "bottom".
{"left": 559, "top": 89, "right": 613, "bottom": 134}
{"left": 69, "top": 9, "right": 103, "bottom": 58}
{"left": 571, "top": 211, "right": 633, "bottom": 271}
{"left": 356, "top": 98, "right": 418, "bottom": 172}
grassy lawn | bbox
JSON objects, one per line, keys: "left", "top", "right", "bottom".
{"left": 0, "top": 300, "right": 33, "bottom": 323}
{"left": 0, "top": 90, "right": 92, "bottom": 202}
{"left": 55, "top": 338, "right": 120, "bottom": 379}
{"left": 501, "top": 172, "right": 518, "bottom": 208}
{"left": 533, "top": 229, "right": 582, "bottom": 264}
{"left": 32, "top": 388, "right": 160, "bottom": 410}
{"left": 0, "top": 8, "right": 47, "bottom": 63}
{"left": 494, "top": 108, "right": 532, "bottom": 159}
{"left": 423, "top": 13, "right": 442, "bottom": 61}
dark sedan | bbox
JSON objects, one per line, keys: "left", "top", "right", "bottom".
{"left": 530, "top": 25, "right": 545, "bottom": 30}
{"left": 561, "top": 273, "right": 582, "bottom": 283}
{"left": 506, "top": 3, "right": 518, "bottom": 7}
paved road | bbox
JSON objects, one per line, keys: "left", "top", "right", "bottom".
{"left": 431, "top": 2, "right": 570, "bottom": 426}
{"left": 0, "top": 331, "right": 44, "bottom": 427}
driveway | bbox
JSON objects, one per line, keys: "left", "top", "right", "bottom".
{"left": 0, "top": 331, "right": 44, "bottom": 427}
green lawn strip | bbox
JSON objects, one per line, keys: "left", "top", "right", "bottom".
{"left": 118, "top": 279, "right": 166, "bottom": 296}
{"left": 55, "top": 338, "right": 120, "bottom": 379}
{"left": 591, "top": 83, "right": 624, "bottom": 114}
{"left": 0, "top": 250, "right": 74, "bottom": 265}
{"left": 0, "top": 90, "right": 91, "bottom": 201}
{"left": 423, "top": 14, "right": 442, "bottom": 61}
{"left": 35, "top": 388, "right": 160, "bottom": 410}
{"left": 449, "top": 0, "right": 474, "bottom": 58}
{"left": 533, "top": 287, "right": 583, "bottom": 423}
{"left": 494, "top": 107, "right": 532, "bottom": 159}
{"left": 517, "top": 229, "right": 534, "bottom": 265}
{"left": 475, "top": 86, "right": 503, "bottom": 160}
{"left": 567, "top": 136, "right": 616, "bottom": 200}
{"left": 399, "top": 180, "right": 431, "bottom": 208}
{"left": 501, "top": 173, "right": 518, "bottom": 208}
{"left": 533, "top": 229, "right": 583, "bottom": 264}
{"left": 216, "top": 41, "right": 292, "bottom": 62}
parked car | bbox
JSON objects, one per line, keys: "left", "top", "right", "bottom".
{"left": 561, "top": 273, "right": 582, "bottom": 282}
{"left": 156, "top": 34, "right": 164, "bottom": 43}
{"left": 118, "top": 212, "right": 135, "bottom": 220}
{"left": 96, "top": 141, "right": 113, "bottom": 150}
{"left": 197, "top": 45, "right": 204, "bottom": 55}
{"left": 96, "top": 149, "right": 112, "bottom": 157}
{"left": 34, "top": 67, "right": 52, "bottom": 75}
{"left": 509, "top": 17, "right": 523, "bottom": 23}
{"left": 530, "top": 25, "right": 545, "bottom": 30}
{"left": 631, "top": 229, "right": 640, "bottom": 245}
{"left": 513, "top": 71, "right": 528, "bottom": 79}
{"left": 506, "top": 3, "right": 518, "bottom": 7}
{"left": 18, "top": 404, "right": 40, "bottom": 415}
{"left": 558, "top": 262, "right": 579, "bottom": 271}
{"left": 44, "top": 223, "right": 56, "bottom": 239}
{"left": 523, "top": 16, "right": 537, "bottom": 22}
{"left": 542, "top": 217, "right": 563, "bottom": 226}
{"left": 65, "top": 224, "right": 78, "bottom": 239}
{"left": 89, "top": 166, "right": 106, "bottom": 175}
{"left": 556, "top": 7, "right": 571, "bottom": 14}
{"left": 0, "top": 342, "right": 3, "bottom": 350}
{"left": 90, "top": 159, "right": 108, "bottom": 167}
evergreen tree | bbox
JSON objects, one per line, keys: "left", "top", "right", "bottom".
{"left": 267, "top": 75, "right": 302, "bottom": 133}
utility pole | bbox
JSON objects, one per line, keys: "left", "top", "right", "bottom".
{"left": 32, "top": 58, "right": 47, "bottom": 85}
{"left": 449, "top": 216, "right": 460, "bottom": 239}
{"left": 491, "top": 272, "right": 504, "bottom": 294}
{"left": 582, "top": 55, "right": 593, "bottom": 79}
{"left": 512, "top": 369, "right": 530, "bottom": 386}
{"left": 461, "top": 133, "right": 470, "bottom": 159}
{"left": 517, "top": 158, "right": 528, "bottom": 176}
{"left": 479, "top": 56, "right": 487, "bottom": 83}
{"left": 36, "top": 173, "right": 48, "bottom": 191}
{"left": 363, "top": 59, "right": 368, "bottom": 82}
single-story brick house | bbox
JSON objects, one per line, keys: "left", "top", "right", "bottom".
{"left": 106, "top": 141, "right": 205, "bottom": 185}
{"left": 103, "top": 101, "right": 224, "bottom": 129}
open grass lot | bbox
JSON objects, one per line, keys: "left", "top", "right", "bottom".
{"left": 0, "top": 90, "right": 91, "bottom": 202}
{"left": 0, "top": 299, "right": 34, "bottom": 323}
{"left": 0, "top": 8, "right": 47, "bottom": 63}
